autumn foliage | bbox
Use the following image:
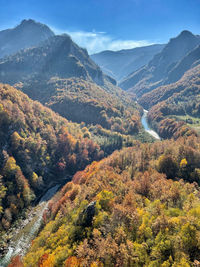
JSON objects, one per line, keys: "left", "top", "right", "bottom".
{"left": 23, "top": 135, "right": 200, "bottom": 266}
{"left": 0, "top": 83, "right": 103, "bottom": 230}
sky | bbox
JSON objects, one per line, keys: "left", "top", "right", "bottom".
{"left": 0, "top": 0, "right": 200, "bottom": 54}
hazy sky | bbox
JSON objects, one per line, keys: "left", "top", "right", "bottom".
{"left": 0, "top": 0, "right": 200, "bottom": 54}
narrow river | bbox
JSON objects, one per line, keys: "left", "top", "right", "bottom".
{"left": 0, "top": 185, "right": 60, "bottom": 267}
{"left": 141, "top": 109, "right": 160, "bottom": 140}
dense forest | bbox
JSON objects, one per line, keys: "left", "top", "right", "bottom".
{"left": 0, "top": 83, "right": 104, "bottom": 232}
{"left": 14, "top": 136, "right": 200, "bottom": 266}
{"left": 0, "top": 82, "right": 150, "bottom": 252}
{"left": 21, "top": 78, "right": 141, "bottom": 136}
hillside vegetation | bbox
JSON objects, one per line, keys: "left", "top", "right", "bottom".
{"left": 19, "top": 78, "right": 141, "bottom": 136}
{"left": 20, "top": 136, "right": 200, "bottom": 267}
{"left": 139, "top": 63, "right": 200, "bottom": 110}
{"left": 143, "top": 64, "right": 200, "bottom": 139}
{"left": 0, "top": 83, "right": 103, "bottom": 232}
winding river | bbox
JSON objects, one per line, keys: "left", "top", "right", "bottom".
{"left": 141, "top": 109, "right": 160, "bottom": 140}
{"left": 0, "top": 185, "right": 60, "bottom": 267}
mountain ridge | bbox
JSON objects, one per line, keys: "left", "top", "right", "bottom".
{"left": 0, "top": 19, "right": 54, "bottom": 59}
{"left": 91, "top": 44, "right": 165, "bottom": 81}
{"left": 119, "top": 30, "right": 200, "bottom": 96}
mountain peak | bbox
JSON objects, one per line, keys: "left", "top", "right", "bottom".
{"left": 178, "top": 30, "right": 194, "bottom": 38}
{"left": 20, "top": 19, "right": 36, "bottom": 25}
{"left": 167, "top": 30, "right": 197, "bottom": 46}
{"left": 0, "top": 19, "right": 54, "bottom": 58}
{"left": 120, "top": 30, "right": 200, "bottom": 94}
{"left": 18, "top": 19, "right": 54, "bottom": 33}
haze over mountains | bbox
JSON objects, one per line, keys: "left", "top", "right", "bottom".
{"left": 91, "top": 44, "right": 165, "bottom": 81}
{"left": 120, "top": 30, "right": 200, "bottom": 96}
{"left": 0, "top": 34, "right": 116, "bottom": 88}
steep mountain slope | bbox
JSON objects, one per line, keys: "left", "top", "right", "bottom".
{"left": 166, "top": 44, "right": 200, "bottom": 84}
{"left": 0, "top": 83, "right": 103, "bottom": 232}
{"left": 0, "top": 34, "right": 115, "bottom": 87}
{"left": 0, "top": 33, "right": 144, "bottom": 141}
{"left": 139, "top": 62, "right": 200, "bottom": 110}
{"left": 91, "top": 44, "right": 165, "bottom": 81}
{"left": 120, "top": 30, "right": 200, "bottom": 96}
{"left": 0, "top": 19, "right": 54, "bottom": 59}
{"left": 22, "top": 136, "right": 200, "bottom": 267}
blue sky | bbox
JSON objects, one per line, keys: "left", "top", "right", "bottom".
{"left": 0, "top": 0, "right": 200, "bottom": 53}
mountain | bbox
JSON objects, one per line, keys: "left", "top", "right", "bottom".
{"left": 91, "top": 44, "right": 165, "bottom": 81}
{"left": 166, "top": 44, "right": 200, "bottom": 84}
{"left": 0, "top": 34, "right": 115, "bottom": 87}
{"left": 139, "top": 59, "right": 200, "bottom": 110}
{"left": 0, "top": 33, "right": 145, "bottom": 143}
{"left": 0, "top": 19, "right": 54, "bottom": 59}
{"left": 22, "top": 136, "right": 200, "bottom": 267}
{"left": 120, "top": 30, "right": 200, "bottom": 97}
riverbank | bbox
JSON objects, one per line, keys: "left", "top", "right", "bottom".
{"left": 0, "top": 185, "right": 60, "bottom": 267}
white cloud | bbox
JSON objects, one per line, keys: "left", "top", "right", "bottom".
{"left": 52, "top": 27, "right": 153, "bottom": 54}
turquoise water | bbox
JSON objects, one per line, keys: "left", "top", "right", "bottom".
{"left": 141, "top": 109, "right": 160, "bottom": 140}
{"left": 141, "top": 110, "right": 151, "bottom": 131}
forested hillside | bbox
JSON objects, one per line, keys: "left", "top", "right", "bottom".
{"left": 19, "top": 136, "right": 200, "bottom": 267}
{"left": 139, "top": 64, "right": 200, "bottom": 139}
{"left": 139, "top": 63, "right": 200, "bottom": 110}
{"left": 0, "top": 83, "right": 103, "bottom": 232}
{"left": 19, "top": 78, "right": 141, "bottom": 136}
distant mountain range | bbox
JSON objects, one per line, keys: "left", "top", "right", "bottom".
{"left": 120, "top": 30, "right": 200, "bottom": 96}
{"left": 0, "top": 19, "right": 54, "bottom": 59}
{"left": 91, "top": 44, "right": 165, "bottom": 81}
